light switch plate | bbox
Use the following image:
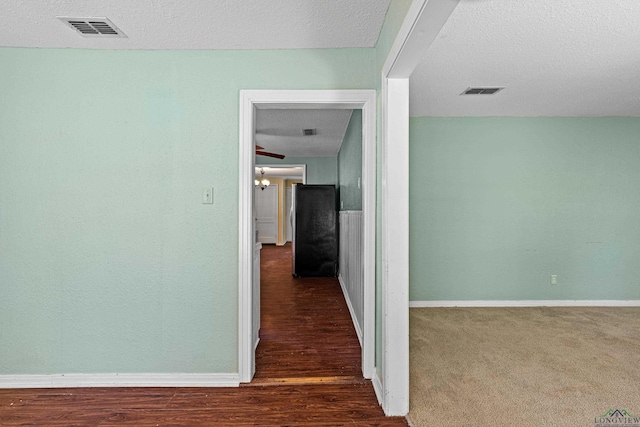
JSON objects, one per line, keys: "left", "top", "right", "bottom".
{"left": 202, "top": 187, "right": 213, "bottom": 204}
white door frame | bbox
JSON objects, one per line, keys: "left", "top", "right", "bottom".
{"left": 238, "top": 90, "right": 377, "bottom": 382}
{"left": 379, "top": 0, "right": 459, "bottom": 416}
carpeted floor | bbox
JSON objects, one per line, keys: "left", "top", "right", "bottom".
{"left": 408, "top": 307, "right": 640, "bottom": 427}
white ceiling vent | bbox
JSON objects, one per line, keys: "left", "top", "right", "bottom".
{"left": 461, "top": 87, "right": 504, "bottom": 95}
{"left": 58, "top": 17, "right": 127, "bottom": 38}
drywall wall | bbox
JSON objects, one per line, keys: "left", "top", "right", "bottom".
{"left": 0, "top": 46, "right": 375, "bottom": 375}
{"left": 337, "top": 110, "right": 363, "bottom": 211}
{"left": 409, "top": 117, "right": 640, "bottom": 301}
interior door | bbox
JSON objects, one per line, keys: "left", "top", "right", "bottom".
{"left": 255, "top": 184, "right": 278, "bottom": 244}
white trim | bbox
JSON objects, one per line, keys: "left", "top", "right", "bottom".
{"left": 241, "top": 90, "right": 375, "bottom": 110}
{"left": 381, "top": 77, "right": 410, "bottom": 416}
{"left": 379, "top": 0, "right": 460, "bottom": 415}
{"left": 239, "top": 90, "right": 377, "bottom": 383}
{"left": 382, "top": 0, "right": 460, "bottom": 78}
{"left": 410, "top": 300, "right": 640, "bottom": 308}
{"left": 239, "top": 90, "right": 256, "bottom": 383}
{"left": 0, "top": 373, "right": 240, "bottom": 389}
{"left": 361, "top": 89, "right": 376, "bottom": 380}
{"left": 372, "top": 369, "right": 384, "bottom": 406}
{"left": 338, "top": 274, "right": 363, "bottom": 345}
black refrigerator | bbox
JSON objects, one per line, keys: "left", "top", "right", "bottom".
{"left": 291, "top": 184, "right": 338, "bottom": 277}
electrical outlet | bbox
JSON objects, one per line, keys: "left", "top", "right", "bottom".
{"left": 202, "top": 187, "right": 213, "bottom": 204}
{"left": 550, "top": 275, "right": 557, "bottom": 285}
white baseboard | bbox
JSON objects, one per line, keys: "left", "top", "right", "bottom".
{"left": 0, "top": 373, "right": 240, "bottom": 389}
{"left": 410, "top": 300, "right": 640, "bottom": 308}
{"left": 338, "top": 274, "right": 363, "bottom": 345}
{"left": 371, "top": 369, "right": 383, "bottom": 407}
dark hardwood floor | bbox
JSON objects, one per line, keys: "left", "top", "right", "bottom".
{"left": 0, "top": 243, "right": 407, "bottom": 426}
{"left": 254, "top": 243, "right": 362, "bottom": 381}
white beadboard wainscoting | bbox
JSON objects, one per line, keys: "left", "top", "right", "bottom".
{"left": 338, "top": 210, "right": 364, "bottom": 344}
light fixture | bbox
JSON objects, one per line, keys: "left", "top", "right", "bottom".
{"left": 255, "top": 168, "right": 270, "bottom": 191}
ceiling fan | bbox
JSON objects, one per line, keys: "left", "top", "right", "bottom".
{"left": 255, "top": 145, "right": 285, "bottom": 160}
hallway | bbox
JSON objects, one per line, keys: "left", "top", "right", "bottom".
{"left": 247, "top": 243, "right": 407, "bottom": 425}
{"left": 254, "top": 243, "right": 362, "bottom": 381}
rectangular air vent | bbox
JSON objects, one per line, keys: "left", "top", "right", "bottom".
{"left": 303, "top": 128, "right": 316, "bottom": 136}
{"left": 58, "top": 17, "right": 127, "bottom": 38}
{"left": 461, "top": 87, "right": 504, "bottom": 95}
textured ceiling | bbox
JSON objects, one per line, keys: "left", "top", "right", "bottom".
{"left": 256, "top": 109, "right": 353, "bottom": 158}
{"left": 410, "top": 0, "right": 640, "bottom": 116}
{"left": 1, "top": 0, "right": 390, "bottom": 50}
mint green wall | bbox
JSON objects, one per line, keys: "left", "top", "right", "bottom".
{"left": 337, "top": 110, "right": 363, "bottom": 210}
{"left": 410, "top": 117, "right": 640, "bottom": 301}
{"left": 255, "top": 156, "right": 337, "bottom": 185}
{"left": 0, "top": 47, "right": 375, "bottom": 375}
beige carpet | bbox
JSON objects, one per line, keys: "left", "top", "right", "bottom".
{"left": 408, "top": 307, "right": 640, "bottom": 427}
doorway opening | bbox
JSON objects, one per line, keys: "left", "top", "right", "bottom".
{"left": 254, "top": 165, "right": 306, "bottom": 246}
{"left": 239, "top": 90, "right": 376, "bottom": 383}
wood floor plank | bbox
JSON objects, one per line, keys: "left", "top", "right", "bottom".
{"left": 1, "top": 385, "right": 406, "bottom": 426}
